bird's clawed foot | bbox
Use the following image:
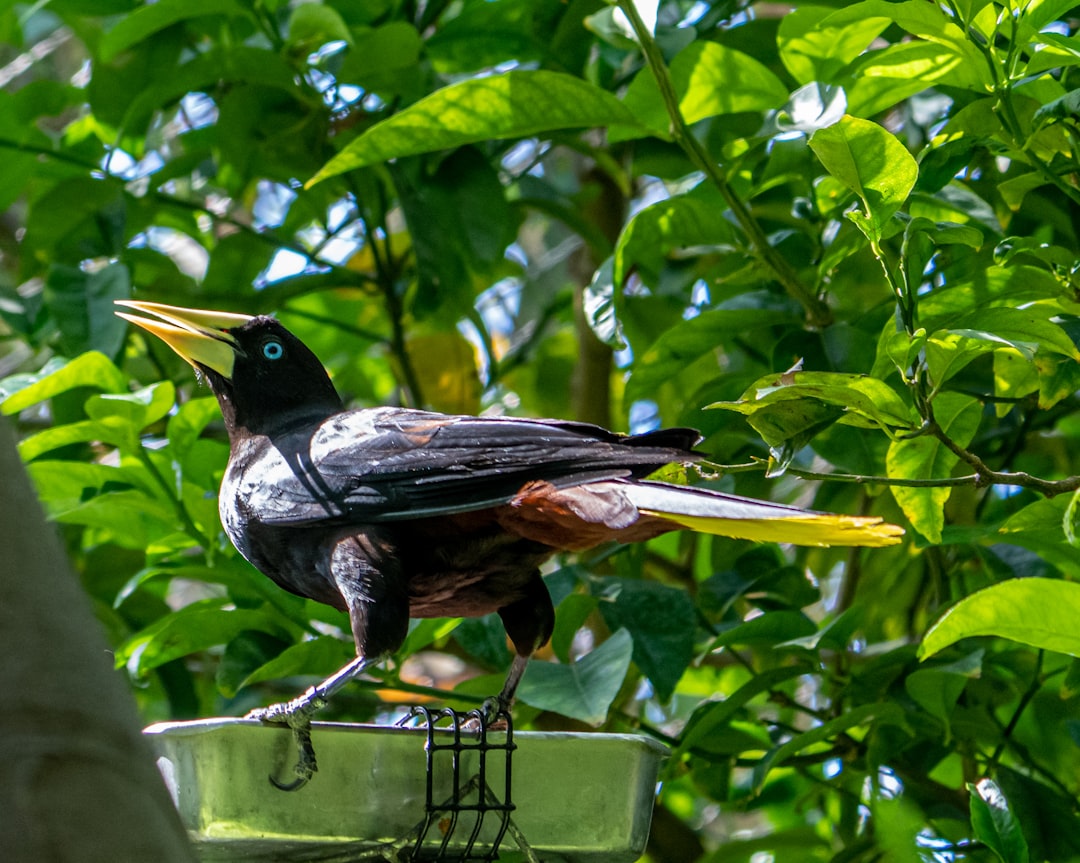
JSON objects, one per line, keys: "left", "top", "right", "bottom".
{"left": 246, "top": 686, "right": 328, "bottom": 791}
{"left": 480, "top": 695, "right": 511, "bottom": 729}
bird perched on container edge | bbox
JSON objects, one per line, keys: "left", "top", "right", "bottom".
{"left": 116, "top": 300, "right": 904, "bottom": 788}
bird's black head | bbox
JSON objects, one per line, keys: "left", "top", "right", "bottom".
{"left": 116, "top": 301, "right": 343, "bottom": 439}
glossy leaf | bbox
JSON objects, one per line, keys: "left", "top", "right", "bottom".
{"left": 921, "top": 579, "right": 1080, "bottom": 658}
{"left": 810, "top": 115, "right": 918, "bottom": 242}
{"left": 969, "top": 779, "right": 1031, "bottom": 863}
{"left": 117, "top": 600, "right": 282, "bottom": 676}
{"left": 1, "top": 352, "right": 127, "bottom": 414}
{"left": 620, "top": 40, "right": 788, "bottom": 138}
{"left": 309, "top": 70, "right": 643, "bottom": 185}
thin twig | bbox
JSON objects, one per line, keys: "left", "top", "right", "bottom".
{"left": 616, "top": 0, "right": 832, "bottom": 328}
{"left": 987, "top": 649, "right": 1044, "bottom": 772}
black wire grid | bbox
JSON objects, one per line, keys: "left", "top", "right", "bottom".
{"left": 405, "top": 706, "right": 517, "bottom": 862}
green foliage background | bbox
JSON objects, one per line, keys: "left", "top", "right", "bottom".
{"left": 3, "top": 0, "right": 1080, "bottom": 859}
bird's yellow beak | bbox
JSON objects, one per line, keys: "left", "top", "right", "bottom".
{"left": 115, "top": 300, "right": 253, "bottom": 380}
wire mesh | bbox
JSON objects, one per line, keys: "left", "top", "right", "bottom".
{"left": 402, "top": 706, "right": 517, "bottom": 862}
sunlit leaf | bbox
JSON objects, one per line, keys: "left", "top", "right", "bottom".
{"left": 969, "top": 778, "right": 1031, "bottom": 863}
{"left": 810, "top": 115, "right": 918, "bottom": 242}
{"left": 1, "top": 352, "right": 127, "bottom": 415}
{"left": 710, "top": 370, "right": 912, "bottom": 434}
{"left": 619, "top": 40, "right": 789, "bottom": 138}
{"left": 309, "top": 70, "right": 643, "bottom": 185}
{"left": 117, "top": 599, "right": 283, "bottom": 676}
{"left": 887, "top": 392, "right": 981, "bottom": 543}
{"left": 921, "top": 578, "right": 1080, "bottom": 658}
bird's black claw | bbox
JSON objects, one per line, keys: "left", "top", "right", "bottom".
{"left": 248, "top": 688, "right": 326, "bottom": 790}
{"left": 469, "top": 696, "right": 510, "bottom": 732}
{"left": 269, "top": 722, "right": 317, "bottom": 791}
{"left": 480, "top": 695, "right": 507, "bottom": 722}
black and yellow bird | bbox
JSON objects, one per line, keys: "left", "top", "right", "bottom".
{"left": 116, "top": 300, "right": 903, "bottom": 785}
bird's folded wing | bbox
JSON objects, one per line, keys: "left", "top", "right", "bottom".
{"left": 238, "top": 407, "right": 697, "bottom": 525}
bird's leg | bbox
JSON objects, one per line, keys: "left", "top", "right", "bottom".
{"left": 247, "top": 654, "right": 377, "bottom": 791}
{"left": 480, "top": 653, "right": 530, "bottom": 722}
{"left": 485, "top": 574, "right": 555, "bottom": 723}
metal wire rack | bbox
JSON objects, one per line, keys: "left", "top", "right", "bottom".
{"left": 401, "top": 706, "right": 519, "bottom": 862}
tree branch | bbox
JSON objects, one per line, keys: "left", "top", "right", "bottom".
{"left": 615, "top": 0, "right": 832, "bottom": 329}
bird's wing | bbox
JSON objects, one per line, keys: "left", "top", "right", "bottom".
{"left": 233, "top": 407, "right": 698, "bottom": 526}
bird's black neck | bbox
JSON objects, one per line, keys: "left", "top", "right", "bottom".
{"left": 214, "top": 385, "right": 343, "bottom": 445}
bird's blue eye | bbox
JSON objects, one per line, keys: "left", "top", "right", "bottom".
{"left": 262, "top": 340, "right": 284, "bottom": 360}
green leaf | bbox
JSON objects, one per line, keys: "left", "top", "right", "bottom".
{"left": 550, "top": 593, "right": 598, "bottom": 664}
{"left": 921, "top": 578, "right": 1080, "bottom": 659}
{"left": 454, "top": 614, "right": 513, "bottom": 670}
{"left": 1, "top": 352, "right": 128, "bottom": 415}
{"left": 117, "top": 599, "right": 282, "bottom": 676}
{"left": 309, "top": 70, "right": 643, "bottom": 185}
{"left": 778, "top": 6, "right": 890, "bottom": 84}
{"left": 86, "top": 381, "right": 175, "bottom": 429}
{"left": 425, "top": 0, "right": 542, "bottom": 74}
{"left": 338, "top": 22, "right": 422, "bottom": 95}
{"left": 399, "top": 616, "right": 462, "bottom": 656}
{"left": 44, "top": 262, "right": 131, "bottom": 357}
{"left": 241, "top": 635, "right": 354, "bottom": 689}
{"left": 217, "top": 630, "right": 292, "bottom": 698}
{"left": 818, "top": 0, "right": 992, "bottom": 91}
{"left": 887, "top": 392, "right": 981, "bottom": 543}
{"left": 969, "top": 778, "right": 1031, "bottom": 863}
{"left": 708, "top": 610, "right": 817, "bottom": 650}
{"left": 918, "top": 266, "right": 1066, "bottom": 329}
{"left": 99, "top": 0, "right": 250, "bottom": 62}
{"left": 809, "top": 115, "right": 918, "bottom": 243}
{"left": 613, "top": 187, "right": 742, "bottom": 290}
{"left": 18, "top": 420, "right": 118, "bottom": 461}
{"left": 925, "top": 331, "right": 1000, "bottom": 385}
{"left": 49, "top": 489, "right": 179, "bottom": 549}
{"left": 583, "top": 258, "right": 626, "bottom": 349}
{"left": 752, "top": 702, "right": 902, "bottom": 792}
{"left": 595, "top": 578, "right": 696, "bottom": 702}
{"left": 671, "top": 664, "right": 812, "bottom": 765}
{"left": 629, "top": 307, "right": 802, "bottom": 401}
{"left": 114, "top": 563, "right": 251, "bottom": 609}
{"left": 515, "top": 628, "right": 634, "bottom": 724}
{"left": 620, "top": 40, "right": 788, "bottom": 138}
{"left": 166, "top": 397, "right": 222, "bottom": 459}
{"left": 948, "top": 306, "right": 1080, "bottom": 362}
{"left": 285, "top": 3, "right": 352, "bottom": 57}
{"left": 709, "top": 370, "right": 912, "bottom": 434}
{"left": 905, "top": 650, "right": 982, "bottom": 726}
{"left": 392, "top": 148, "right": 518, "bottom": 319}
